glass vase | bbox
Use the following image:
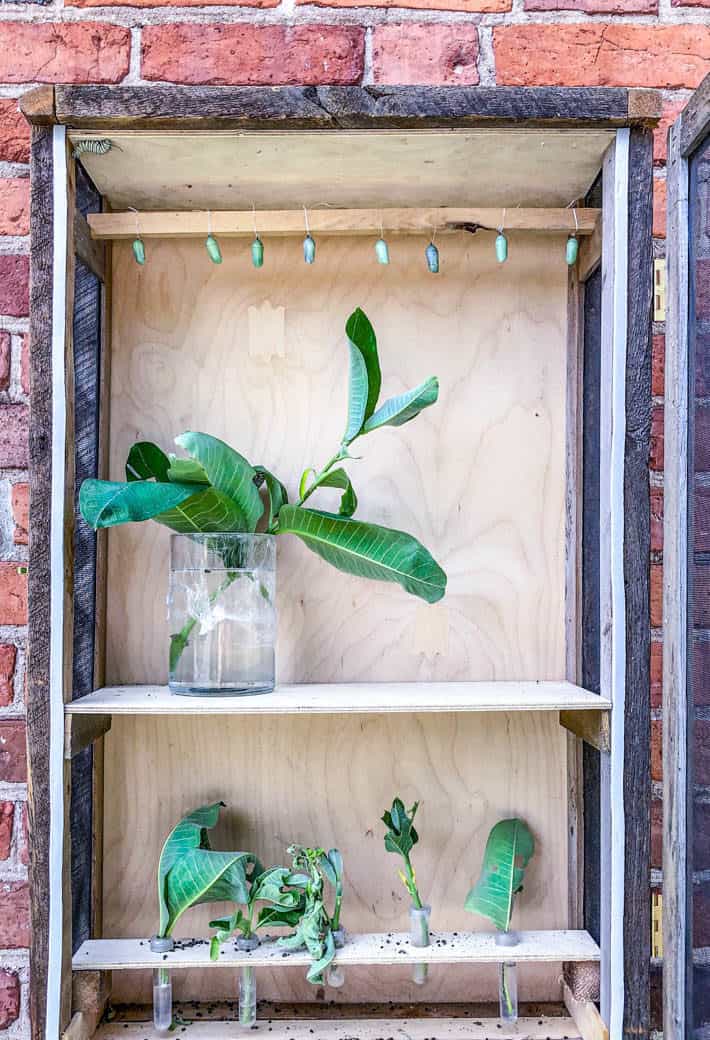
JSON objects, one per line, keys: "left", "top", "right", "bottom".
{"left": 495, "top": 931, "right": 519, "bottom": 1023}
{"left": 409, "top": 904, "right": 431, "bottom": 986}
{"left": 150, "top": 936, "right": 174, "bottom": 1033}
{"left": 168, "top": 533, "right": 276, "bottom": 695}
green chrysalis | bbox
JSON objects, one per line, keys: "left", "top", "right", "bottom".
{"left": 205, "top": 234, "right": 222, "bottom": 265}
{"left": 132, "top": 237, "right": 145, "bottom": 266}
{"left": 303, "top": 234, "right": 316, "bottom": 264}
{"left": 425, "top": 242, "right": 439, "bottom": 274}
{"left": 566, "top": 235, "right": 579, "bottom": 266}
{"left": 251, "top": 236, "right": 264, "bottom": 268}
{"left": 375, "top": 238, "right": 390, "bottom": 265}
{"left": 495, "top": 232, "right": 508, "bottom": 264}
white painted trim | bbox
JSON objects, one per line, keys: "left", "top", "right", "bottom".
{"left": 47, "top": 124, "right": 68, "bottom": 1040}
{"left": 598, "top": 128, "right": 629, "bottom": 1036}
{"left": 662, "top": 118, "right": 690, "bottom": 1040}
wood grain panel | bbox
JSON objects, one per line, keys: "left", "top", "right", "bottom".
{"left": 106, "top": 233, "right": 568, "bottom": 686}
{"left": 104, "top": 711, "right": 569, "bottom": 1003}
{"left": 103, "top": 231, "right": 570, "bottom": 1004}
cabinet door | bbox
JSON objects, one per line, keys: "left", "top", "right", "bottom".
{"left": 664, "top": 72, "right": 710, "bottom": 1040}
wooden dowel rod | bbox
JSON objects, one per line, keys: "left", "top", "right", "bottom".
{"left": 88, "top": 207, "right": 601, "bottom": 240}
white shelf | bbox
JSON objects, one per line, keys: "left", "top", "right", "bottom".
{"left": 91, "top": 1018, "right": 581, "bottom": 1040}
{"left": 66, "top": 681, "right": 610, "bottom": 717}
{"left": 73, "top": 929, "right": 600, "bottom": 971}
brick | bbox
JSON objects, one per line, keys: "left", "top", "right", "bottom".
{"left": 0, "top": 23, "right": 130, "bottom": 84}
{"left": 692, "top": 639, "right": 710, "bottom": 706}
{"left": 651, "top": 638, "right": 662, "bottom": 709}
{"left": 0, "top": 802, "right": 13, "bottom": 860}
{"left": 0, "top": 971, "right": 20, "bottom": 1030}
{"left": 494, "top": 24, "right": 710, "bottom": 89}
{"left": 650, "top": 405, "right": 664, "bottom": 471}
{"left": 20, "top": 334, "right": 29, "bottom": 397}
{"left": 651, "top": 562, "right": 662, "bottom": 629}
{"left": 651, "top": 485, "right": 663, "bottom": 554}
{"left": 0, "top": 331, "right": 9, "bottom": 392}
{"left": 0, "top": 256, "right": 29, "bottom": 317}
{"left": 11, "top": 484, "right": 28, "bottom": 547}
{"left": 0, "top": 180, "right": 29, "bottom": 237}
{"left": 142, "top": 25, "right": 364, "bottom": 86}
{"left": 525, "top": 0, "right": 656, "bottom": 9}
{"left": 0, "top": 722, "right": 26, "bottom": 783}
{"left": 0, "top": 563, "right": 27, "bottom": 627}
{"left": 672, "top": 0, "right": 710, "bottom": 5}
{"left": 650, "top": 796, "right": 661, "bottom": 869}
{"left": 652, "top": 333, "right": 664, "bottom": 397}
{"left": 302, "top": 0, "right": 508, "bottom": 9}
{"left": 696, "top": 719, "right": 710, "bottom": 787}
{"left": 653, "top": 98, "right": 686, "bottom": 164}
{"left": 695, "top": 485, "right": 710, "bottom": 553}
{"left": 70, "top": 0, "right": 277, "bottom": 7}
{"left": 694, "top": 401, "right": 710, "bottom": 472}
{"left": 372, "top": 24, "right": 479, "bottom": 85}
{"left": 653, "top": 178, "right": 667, "bottom": 238}
{"left": 651, "top": 718, "right": 661, "bottom": 781}
{"left": 0, "top": 101, "right": 29, "bottom": 165}
{"left": 0, "top": 405, "right": 28, "bottom": 469}
{"left": 0, "top": 882, "right": 29, "bottom": 948}
{"left": 0, "top": 645, "right": 16, "bottom": 708}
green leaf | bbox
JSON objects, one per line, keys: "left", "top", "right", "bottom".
{"left": 346, "top": 308, "right": 381, "bottom": 422}
{"left": 343, "top": 338, "right": 368, "bottom": 446}
{"left": 464, "top": 818, "right": 535, "bottom": 933}
{"left": 256, "top": 903, "right": 305, "bottom": 930}
{"left": 163, "top": 849, "right": 255, "bottom": 937}
{"left": 316, "top": 469, "right": 357, "bottom": 517}
{"left": 126, "top": 441, "right": 171, "bottom": 482}
{"left": 157, "top": 802, "right": 224, "bottom": 937}
{"left": 167, "top": 456, "right": 210, "bottom": 485}
{"left": 79, "top": 478, "right": 196, "bottom": 530}
{"left": 362, "top": 377, "right": 439, "bottom": 435}
{"left": 382, "top": 798, "right": 419, "bottom": 860}
{"left": 278, "top": 505, "right": 446, "bottom": 604}
{"left": 175, "top": 432, "right": 263, "bottom": 532}
{"left": 155, "top": 487, "right": 250, "bottom": 534}
{"left": 255, "top": 466, "right": 288, "bottom": 528}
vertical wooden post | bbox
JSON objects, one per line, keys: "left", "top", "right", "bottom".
{"left": 663, "top": 116, "right": 690, "bottom": 1040}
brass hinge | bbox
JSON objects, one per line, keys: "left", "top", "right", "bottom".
{"left": 654, "top": 259, "right": 666, "bottom": 322}
{"left": 651, "top": 891, "right": 663, "bottom": 959}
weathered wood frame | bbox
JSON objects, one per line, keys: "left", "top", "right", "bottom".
{"left": 663, "top": 72, "right": 710, "bottom": 1040}
{"left": 23, "top": 85, "right": 656, "bottom": 1040}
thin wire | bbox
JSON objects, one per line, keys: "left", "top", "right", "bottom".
{"left": 128, "top": 206, "right": 140, "bottom": 238}
{"left": 573, "top": 207, "right": 579, "bottom": 233}
{"left": 207, "top": 209, "right": 212, "bottom": 236}
{"left": 252, "top": 203, "right": 258, "bottom": 237}
{"left": 303, "top": 205, "right": 310, "bottom": 235}
{"left": 499, "top": 208, "right": 506, "bottom": 234}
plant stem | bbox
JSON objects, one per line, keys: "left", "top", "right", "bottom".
{"left": 296, "top": 450, "right": 347, "bottom": 507}
{"left": 404, "top": 857, "right": 422, "bottom": 909}
{"left": 169, "top": 569, "right": 239, "bottom": 674}
{"left": 502, "top": 964, "right": 514, "bottom": 1020}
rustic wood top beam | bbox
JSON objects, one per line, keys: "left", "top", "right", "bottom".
{"left": 21, "top": 85, "right": 662, "bottom": 131}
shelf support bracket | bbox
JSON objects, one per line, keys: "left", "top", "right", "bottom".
{"left": 563, "top": 970, "right": 608, "bottom": 1040}
{"left": 559, "top": 709, "right": 610, "bottom": 752}
{"left": 64, "top": 714, "right": 112, "bottom": 759}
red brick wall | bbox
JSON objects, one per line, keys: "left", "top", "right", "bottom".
{"left": 1, "top": 0, "right": 708, "bottom": 1034}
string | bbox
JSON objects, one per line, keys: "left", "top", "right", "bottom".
{"left": 303, "top": 205, "right": 310, "bottom": 236}
{"left": 252, "top": 203, "right": 258, "bottom": 237}
{"left": 128, "top": 206, "right": 141, "bottom": 238}
{"left": 207, "top": 210, "right": 212, "bottom": 237}
{"left": 499, "top": 208, "right": 506, "bottom": 234}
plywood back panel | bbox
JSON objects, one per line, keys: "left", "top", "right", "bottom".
{"left": 106, "top": 233, "right": 567, "bottom": 685}
{"left": 104, "top": 233, "right": 570, "bottom": 1003}
{"left": 104, "top": 711, "right": 568, "bottom": 1004}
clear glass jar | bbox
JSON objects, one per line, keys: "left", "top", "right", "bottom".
{"left": 150, "top": 936, "right": 174, "bottom": 1033}
{"left": 168, "top": 533, "right": 276, "bottom": 695}
{"left": 495, "top": 931, "right": 519, "bottom": 1023}
{"left": 409, "top": 904, "right": 431, "bottom": 986}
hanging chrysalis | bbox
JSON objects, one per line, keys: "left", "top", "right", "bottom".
{"left": 375, "top": 237, "right": 390, "bottom": 265}
{"left": 303, "top": 234, "right": 316, "bottom": 264}
{"left": 132, "top": 237, "right": 146, "bottom": 266}
{"left": 566, "top": 235, "right": 579, "bottom": 266}
{"left": 425, "top": 241, "right": 439, "bottom": 274}
{"left": 495, "top": 231, "right": 508, "bottom": 264}
{"left": 251, "top": 236, "right": 264, "bottom": 268}
{"left": 205, "top": 234, "right": 222, "bottom": 265}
